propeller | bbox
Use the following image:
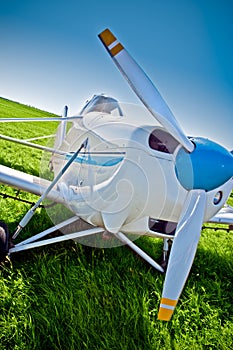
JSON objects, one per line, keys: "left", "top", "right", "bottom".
{"left": 98, "top": 28, "right": 194, "bottom": 153}
{"left": 98, "top": 29, "right": 233, "bottom": 320}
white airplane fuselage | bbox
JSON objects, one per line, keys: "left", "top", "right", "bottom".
{"left": 51, "top": 99, "right": 233, "bottom": 235}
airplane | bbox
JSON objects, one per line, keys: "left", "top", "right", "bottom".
{"left": 0, "top": 28, "right": 232, "bottom": 321}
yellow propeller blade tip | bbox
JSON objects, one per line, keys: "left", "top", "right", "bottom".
{"left": 158, "top": 307, "right": 174, "bottom": 321}
{"left": 98, "top": 28, "right": 124, "bottom": 57}
{"left": 98, "top": 28, "right": 116, "bottom": 46}
{"left": 158, "top": 297, "right": 177, "bottom": 321}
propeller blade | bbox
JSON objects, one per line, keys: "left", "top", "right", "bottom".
{"left": 158, "top": 189, "right": 206, "bottom": 321}
{"left": 98, "top": 29, "right": 194, "bottom": 153}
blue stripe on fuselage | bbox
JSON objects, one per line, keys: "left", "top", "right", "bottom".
{"left": 65, "top": 154, "right": 124, "bottom": 167}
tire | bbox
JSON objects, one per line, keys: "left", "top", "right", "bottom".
{"left": 0, "top": 221, "right": 9, "bottom": 262}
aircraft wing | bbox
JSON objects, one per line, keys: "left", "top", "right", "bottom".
{"left": 0, "top": 164, "right": 64, "bottom": 204}
{"left": 207, "top": 205, "right": 233, "bottom": 225}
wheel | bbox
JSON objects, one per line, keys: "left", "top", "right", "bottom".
{"left": 0, "top": 221, "right": 9, "bottom": 262}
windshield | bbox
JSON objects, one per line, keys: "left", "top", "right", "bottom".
{"left": 80, "top": 95, "right": 124, "bottom": 116}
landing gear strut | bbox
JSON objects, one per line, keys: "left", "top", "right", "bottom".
{"left": 160, "top": 238, "right": 173, "bottom": 270}
{"left": 0, "top": 221, "right": 9, "bottom": 262}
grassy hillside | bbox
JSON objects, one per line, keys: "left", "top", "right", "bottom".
{"left": 0, "top": 97, "right": 232, "bottom": 350}
{"left": 0, "top": 97, "right": 58, "bottom": 175}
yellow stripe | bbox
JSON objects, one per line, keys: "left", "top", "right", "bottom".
{"left": 158, "top": 307, "right": 174, "bottom": 321}
{"left": 110, "top": 43, "right": 124, "bottom": 56}
{"left": 160, "top": 297, "right": 177, "bottom": 307}
{"left": 98, "top": 28, "right": 116, "bottom": 47}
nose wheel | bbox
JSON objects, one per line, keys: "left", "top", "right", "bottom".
{"left": 0, "top": 221, "right": 10, "bottom": 262}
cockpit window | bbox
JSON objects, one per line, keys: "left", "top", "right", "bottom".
{"left": 149, "top": 129, "right": 179, "bottom": 154}
{"left": 80, "top": 95, "right": 124, "bottom": 116}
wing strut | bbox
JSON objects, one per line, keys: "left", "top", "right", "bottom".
{"left": 12, "top": 138, "right": 88, "bottom": 240}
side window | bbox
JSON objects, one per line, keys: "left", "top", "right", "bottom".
{"left": 149, "top": 129, "right": 179, "bottom": 154}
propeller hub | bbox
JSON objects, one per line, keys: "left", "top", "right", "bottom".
{"left": 175, "top": 137, "right": 233, "bottom": 191}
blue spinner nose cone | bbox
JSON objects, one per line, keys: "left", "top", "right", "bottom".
{"left": 175, "top": 138, "right": 233, "bottom": 191}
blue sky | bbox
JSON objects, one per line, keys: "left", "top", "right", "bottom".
{"left": 0, "top": 0, "right": 232, "bottom": 149}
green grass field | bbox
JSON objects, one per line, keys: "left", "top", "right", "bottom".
{"left": 0, "top": 97, "right": 232, "bottom": 350}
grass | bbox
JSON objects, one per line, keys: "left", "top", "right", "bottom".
{"left": 0, "top": 97, "right": 233, "bottom": 349}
